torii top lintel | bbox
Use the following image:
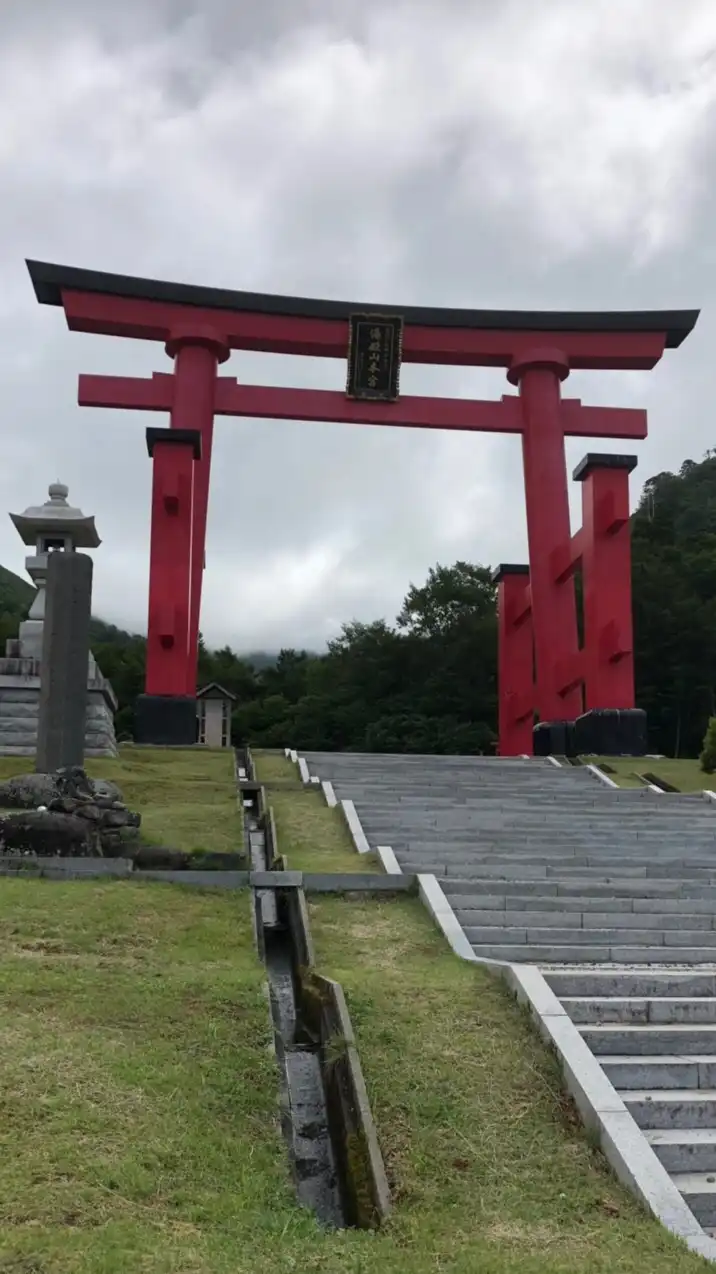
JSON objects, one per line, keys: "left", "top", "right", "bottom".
{"left": 27, "top": 259, "right": 698, "bottom": 370}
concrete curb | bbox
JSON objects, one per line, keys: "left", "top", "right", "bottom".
{"left": 418, "top": 873, "right": 506, "bottom": 969}
{"left": 546, "top": 755, "right": 562, "bottom": 768}
{"left": 585, "top": 762, "right": 619, "bottom": 788}
{"left": 341, "top": 798, "right": 372, "bottom": 855}
{"left": 319, "top": 974, "right": 392, "bottom": 1223}
{"left": 321, "top": 780, "right": 337, "bottom": 807}
{"left": 137, "top": 869, "right": 250, "bottom": 888}
{"left": 703, "top": 790, "right": 716, "bottom": 805}
{"left": 0, "top": 856, "right": 135, "bottom": 879}
{"left": 376, "top": 845, "right": 401, "bottom": 874}
{"left": 297, "top": 755, "right": 310, "bottom": 784}
{"left": 251, "top": 870, "right": 415, "bottom": 894}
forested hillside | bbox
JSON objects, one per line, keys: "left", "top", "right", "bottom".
{"left": 0, "top": 452, "right": 714, "bottom": 756}
{"left": 632, "top": 454, "right": 716, "bottom": 757}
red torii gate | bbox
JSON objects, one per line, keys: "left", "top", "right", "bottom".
{"left": 26, "top": 260, "right": 698, "bottom": 745}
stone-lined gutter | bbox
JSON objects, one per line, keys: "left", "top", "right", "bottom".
{"left": 245, "top": 748, "right": 391, "bottom": 1229}
{"left": 285, "top": 746, "right": 716, "bottom": 1262}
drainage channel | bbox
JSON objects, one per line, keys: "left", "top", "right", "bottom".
{"left": 241, "top": 782, "right": 346, "bottom": 1228}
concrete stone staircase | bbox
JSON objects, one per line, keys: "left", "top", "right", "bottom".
{"left": 546, "top": 967, "right": 716, "bottom": 1235}
{"left": 301, "top": 750, "right": 716, "bottom": 1244}
{"left": 301, "top": 753, "right": 716, "bottom": 963}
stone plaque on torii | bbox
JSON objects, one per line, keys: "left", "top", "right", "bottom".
{"left": 26, "top": 259, "right": 698, "bottom": 749}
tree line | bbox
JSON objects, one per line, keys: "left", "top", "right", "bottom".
{"left": 21, "top": 451, "right": 716, "bottom": 758}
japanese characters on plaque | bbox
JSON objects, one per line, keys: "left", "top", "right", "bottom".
{"left": 346, "top": 313, "right": 404, "bottom": 402}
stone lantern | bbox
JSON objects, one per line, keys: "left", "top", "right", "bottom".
{"left": 10, "top": 482, "right": 100, "bottom": 660}
{"left": 0, "top": 483, "right": 117, "bottom": 757}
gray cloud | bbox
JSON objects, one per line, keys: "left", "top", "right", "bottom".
{"left": 0, "top": 0, "right": 714, "bottom": 651}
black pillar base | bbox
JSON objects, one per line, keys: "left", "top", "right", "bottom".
{"left": 533, "top": 720, "right": 577, "bottom": 758}
{"left": 135, "top": 695, "right": 197, "bottom": 746}
{"left": 574, "top": 708, "right": 647, "bottom": 757}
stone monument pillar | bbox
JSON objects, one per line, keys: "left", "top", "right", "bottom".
{"left": 36, "top": 551, "right": 94, "bottom": 772}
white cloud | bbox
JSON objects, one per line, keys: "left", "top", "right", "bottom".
{"left": 0, "top": 0, "right": 713, "bottom": 651}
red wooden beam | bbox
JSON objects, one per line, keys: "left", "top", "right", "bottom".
{"left": 213, "top": 382, "right": 524, "bottom": 431}
{"left": 78, "top": 372, "right": 173, "bottom": 411}
{"left": 63, "top": 289, "right": 668, "bottom": 370}
{"left": 561, "top": 401, "right": 647, "bottom": 439}
{"left": 79, "top": 373, "right": 649, "bottom": 439}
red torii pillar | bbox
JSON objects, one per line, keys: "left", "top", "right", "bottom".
{"left": 508, "top": 349, "right": 582, "bottom": 723}
{"left": 143, "top": 427, "right": 201, "bottom": 742}
{"left": 494, "top": 453, "right": 641, "bottom": 756}
{"left": 493, "top": 564, "right": 533, "bottom": 756}
{"left": 24, "top": 258, "right": 697, "bottom": 745}
{"left": 576, "top": 453, "right": 639, "bottom": 723}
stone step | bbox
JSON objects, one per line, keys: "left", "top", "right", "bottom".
{"left": 359, "top": 804, "right": 714, "bottom": 814}
{"left": 402, "top": 861, "right": 716, "bottom": 883}
{"left": 670, "top": 1172, "right": 716, "bottom": 1226}
{"left": 447, "top": 879, "right": 716, "bottom": 899}
{"left": 457, "top": 911, "right": 716, "bottom": 933}
{"left": 486, "top": 941, "right": 716, "bottom": 963}
{"left": 362, "top": 801, "right": 633, "bottom": 810}
{"left": 445, "top": 893, "right": 638, "bottom": 913}
{"left": 561, "top": 997, "right": 716, "bottom": 1024}
{"left": 471, "top": 943, "right": 716, "bottom": 963}
{"left": 603, "top": 1056, "right": 716, "bottom": 1089}
{"left": 622, "top": 1089, "right": 716, "bottom": 1129}
{"left": 388, "top": 813, "right": 700, "bottom": 822}
{"left": 471, "top": 942, "right": 614, "bottom": 962}
{"left": 545, "top": 971, "right": 716, "bottom": 998}
{"left": 449, "top": 893, "right": 716, "bottom": 916}
{"left": 387, "top": 833, "right": 716, "bottom": 845}
{"left": 391, "top": 844, "right": 716, "bottom": 860}
{"left": 466, "top": 926, "right": 716, "bottom": 948}
{"left": 646, "top": 1127, "right": 716, "bottom": 1173}
{"left": 446, "top": 893, "right": 635, "bottom": 913}
{"left": 581, "top": 1023, "right": 716, "bottom": 1055}
{"left": 402, "top": 862, "right": 690, "bottom": 882}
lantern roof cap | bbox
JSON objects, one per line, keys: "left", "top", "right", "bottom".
{"left": 9, "top": 482, "right": 101, "bottom": 547}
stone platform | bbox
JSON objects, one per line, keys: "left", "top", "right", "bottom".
{"left": 0, "top": 654, "right": 117, "bottom": 757}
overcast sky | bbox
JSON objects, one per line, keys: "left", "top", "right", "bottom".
{"left": 1, "top": 0, "right": 714, "bottom": 652}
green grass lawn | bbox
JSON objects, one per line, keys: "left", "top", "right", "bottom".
{"left": 248, "top": 749, "right": 305, "bottom": 790}
{"left": 0, "top": 746, "right": 240, "bottom": 853}
{"left": 591, "top": 755, "right": 714, "bottom": 793}
{"left": 253, "top": 750, "right": 379, "bottom": 873}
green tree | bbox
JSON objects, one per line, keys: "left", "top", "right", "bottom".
{"left": 700, "top": 718, "right": 716, "bottom": 774}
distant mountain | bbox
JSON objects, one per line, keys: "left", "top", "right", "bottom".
{"left": 0, "top": 564, "right": 33, "bottom": 619}
{"left": 0, "top": 569, "right": 311, "bottom": 661}
{"left": 243, "top": 651, "right": 279, "bottom": 670}
{"left": 0, "top": 563, "right": 129, "bottom": 645}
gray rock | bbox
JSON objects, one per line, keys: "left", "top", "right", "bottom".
{"left": 71, "top": 803, "right": 103, "bottom": 823}
{"left": 0, "top": 772, "right": 57, "bottom": 809}
{"left": 0, "top": 769, "right": 125, "bottom": 810}
{"left": 0, "top": 766, "right": 138, "bottom": 856}
{"left": 0, "top": 810, "right": 95, "bottom": 857}
{"left": 89, "top": 778, "right": 125, "bottom": 803}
